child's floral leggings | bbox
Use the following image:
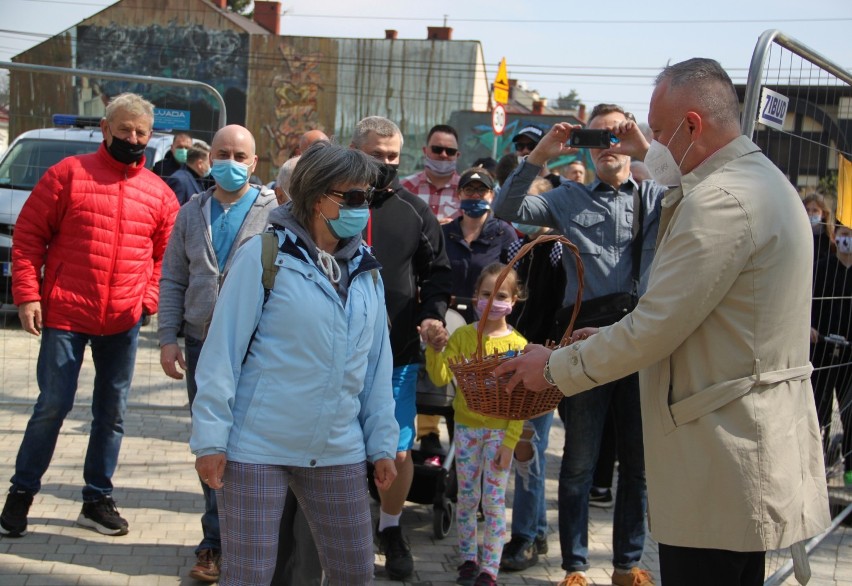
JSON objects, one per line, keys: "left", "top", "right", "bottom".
{"left": 454, "top": 423, "right": 512, "bottom": 578}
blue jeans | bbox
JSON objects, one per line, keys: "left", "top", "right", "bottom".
{"left": 510, "top": 410, "right": 554, "bottom": 541}
{"left": 185, "top": 334, "right": 221, "bottom": 553}
{"left": 11, "top": 322, "right": 141, "bottom": 501}
{"left": 558, "top": 373, "right": 647, "bottom": 572}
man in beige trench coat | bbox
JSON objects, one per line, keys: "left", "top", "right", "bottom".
{"left": 497, "top": 57, "right": 830, "bottom": 586}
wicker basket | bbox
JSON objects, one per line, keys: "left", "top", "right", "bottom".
{"left": 449, "top": 234, "right": 585, "bottom": 420}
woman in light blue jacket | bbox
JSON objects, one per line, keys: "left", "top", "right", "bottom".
{"left": 191, "top": 142, "right": 399, "bottom": 585}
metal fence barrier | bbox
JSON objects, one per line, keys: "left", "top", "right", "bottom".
{"left": 740, "top": 29, "right": 852, "bottom": 585}
{"left": 0, "top": 63, "right": 225, "bottom": 410}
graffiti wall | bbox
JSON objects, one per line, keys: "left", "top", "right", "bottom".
{"left": 247, "top": 36, "right": 338, "bottom": 181}
{"left": 75, "top": 21, "right": 249, "bottom": 134}
{"left": 248, "top": 35, "right": 489, "bottom": 181}
{"left": 266, "top": 45, "right": 325, "bottom": 167}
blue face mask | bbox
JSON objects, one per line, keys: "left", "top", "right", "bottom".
{"left": 512, "top": 222, "right": 542, "bottom": 236}
{"left": 460, "top": 199, "right": 491, "bottom": 218}
{"left": 211, "top": 159, "right": 251, "bottom": 192}
{"left": 324, "top": 206, "right": 370, "bottom": 239}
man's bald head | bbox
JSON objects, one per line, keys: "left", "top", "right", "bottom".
{"left": 211, "top": 125, "right": 257, "bottom": 156}
{"left": 299, "top": 129, "right": 329, "bottom": 155}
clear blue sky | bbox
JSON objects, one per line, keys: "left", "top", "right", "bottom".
{"left": 2, "top": 0, "right": 851, "bottom": 124}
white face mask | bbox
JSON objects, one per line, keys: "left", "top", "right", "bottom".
{"left": 645, "top": 118, "right": 694, "bottom": 187}
{"left": 423, "top": 157, "right": 457, "bottom": 176}
{"left": 837, "top": 236, "right": 852, "bottom": 254}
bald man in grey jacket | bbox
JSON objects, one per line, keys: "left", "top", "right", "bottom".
{"left": 158, "top": 124, "right": 277, "bottom": 583}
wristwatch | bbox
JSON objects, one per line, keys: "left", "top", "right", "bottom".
{"left": 543, "top": 359, "right": 556, "bottom": 386}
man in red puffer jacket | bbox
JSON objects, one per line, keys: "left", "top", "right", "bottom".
{"left": 1, "top": 93, "right": 178, "bottom": 539}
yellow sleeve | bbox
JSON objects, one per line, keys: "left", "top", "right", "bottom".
{"left": 424, "top": 345, "right": 452, "bottom": 387}
{"left": 425, "top": 327, "right": 472, "bottom": 387}
{"left": 502, "top": 419, "right": 525, "bottom": 450}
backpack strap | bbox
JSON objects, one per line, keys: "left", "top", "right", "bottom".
{"left": 244, "top": 232, "right": 280, "bottom": 365}
{"left": 260, "top": 231, "right": 280, "bottom": 305}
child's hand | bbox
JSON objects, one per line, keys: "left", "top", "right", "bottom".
{"left": 419, "top": 319, "right": 449, "bottom": 351}
{"left": 494, "top": 445, "right": 514, "bottom": 470}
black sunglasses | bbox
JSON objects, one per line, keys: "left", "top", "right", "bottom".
{"left": 326, "top": 188, "right": 373, "bottom": 207}
{"left": 430, "top": 145, "right": 459, "bottom": 156}
{"left": 514, "top": 141, "right": 536, "bottom": 152}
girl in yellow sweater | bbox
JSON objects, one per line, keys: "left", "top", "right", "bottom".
{"left": 425, "top": 262, "right": 526, "bottom": 586}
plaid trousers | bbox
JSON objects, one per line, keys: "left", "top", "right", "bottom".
{"left": 217, "top": 460, "right": 374, "bottom": 585}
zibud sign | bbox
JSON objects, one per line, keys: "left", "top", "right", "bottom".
{"left": 758, "top": 88, "right": 789, "bottom": 131}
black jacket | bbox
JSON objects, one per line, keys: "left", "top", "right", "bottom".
{"left": 152, "top": 151, "right": 182, "bottom": 178}
{"left": 366, "top": 183, "right": 452, "bottom": 367}
{"left": 508, "top": 232, "right": 567, "bottom": 344}
{"left": 811, "top": 254, "right": 852, "bottom": 367}
{"left": 443, "top": 215, "right": 518, "bottom": 323}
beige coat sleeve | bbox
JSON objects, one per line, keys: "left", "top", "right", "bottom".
{"left": 549, "top": 183, "right": 754, "bottom": 393}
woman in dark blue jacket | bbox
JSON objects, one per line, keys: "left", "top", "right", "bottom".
{"left": 443, "top": 167, "right": 518, "bottom": 322}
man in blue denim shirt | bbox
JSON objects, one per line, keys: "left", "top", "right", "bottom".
{"left": 494, "top": 103, "right": 665, "bottom": 586}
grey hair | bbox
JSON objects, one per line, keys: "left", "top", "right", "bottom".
{"left": 351, "top": 116, "right": 404, "bottom": 149}
{"left": 655, "top": 58, "right": 740, "bottom": 128}
{"left": 276, "top": 156, "right": 300, "bottom": 194}
{"left": 289, "top": 142, "right": 378, "bottom": 227}
{"left": 104, "top": 93, "right": 155, "bottom": 124}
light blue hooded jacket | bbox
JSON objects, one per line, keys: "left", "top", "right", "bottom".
{"left": 190, "top": 206, "right": 399, "bottom": 467}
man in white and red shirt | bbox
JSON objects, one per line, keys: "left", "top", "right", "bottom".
{"left": 401, "top": 124, "right": 461, "bottom": 223}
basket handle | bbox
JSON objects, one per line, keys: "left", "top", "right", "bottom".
{"left": 474, "top": 233, "right": 585, "bottom": 360}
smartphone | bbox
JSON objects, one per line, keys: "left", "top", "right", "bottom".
{"left": 568, "top": 129, "right": 619, "bottom": 149}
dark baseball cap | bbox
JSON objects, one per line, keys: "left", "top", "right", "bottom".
{"left": 458, "top": 168, "right": 495, "bottom": 190}
{"left": 512, "top": 125, "right": 546, "bottom": 144}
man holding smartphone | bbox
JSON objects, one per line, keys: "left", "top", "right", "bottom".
{"left": 494, "top": 104, "right": 665, "bottom": 586}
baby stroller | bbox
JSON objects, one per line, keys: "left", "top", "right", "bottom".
{"left": 409, "top": 307, "right": 466, "bottom": 538}
{"left": 368, "top": 308, "right": 466, "bottom": 539}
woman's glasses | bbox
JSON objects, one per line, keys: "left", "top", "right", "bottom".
{"left": 430, "top": 145, "right": 459, "bottom": 156}
{"left": 325, "top": 188, "right": 374, "bottom": 207}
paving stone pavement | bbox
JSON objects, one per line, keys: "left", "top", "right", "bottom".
{"left": 0, "top": 311, "right": 849, "bottom": 585}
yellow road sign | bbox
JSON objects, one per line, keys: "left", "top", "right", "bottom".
{"left": 493, "top": 57, "right": 509, "bottom": 105}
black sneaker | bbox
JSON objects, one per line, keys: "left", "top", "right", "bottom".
{"left": 589, "top": 486, "right": 613, "bottom": 508}
{"left": 500, "top": 534, "right": 539, "bottom": 571}
{"left": 456, "top": 560, "right": 479, "bottom": 586}
{"left": 0, "top": 490, "right": 34, "bottom": 538}
{"left": 376, "top": 524, "right": 414, "bottom": 580}
{"left": 77, "top": 495, "right": 129, "bottom": 536}
{"left": 534, "top": 533, "right": 549, "bottom": 555}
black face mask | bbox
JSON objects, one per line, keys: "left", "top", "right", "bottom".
{"left": 374, "top": 162, "right": 398, "bottom": 191}
{"left": 107, "top": 136, "right": 146, "bottom": 165}
{"left": 370, "top": 162, "right": 399, "bottom": 209}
